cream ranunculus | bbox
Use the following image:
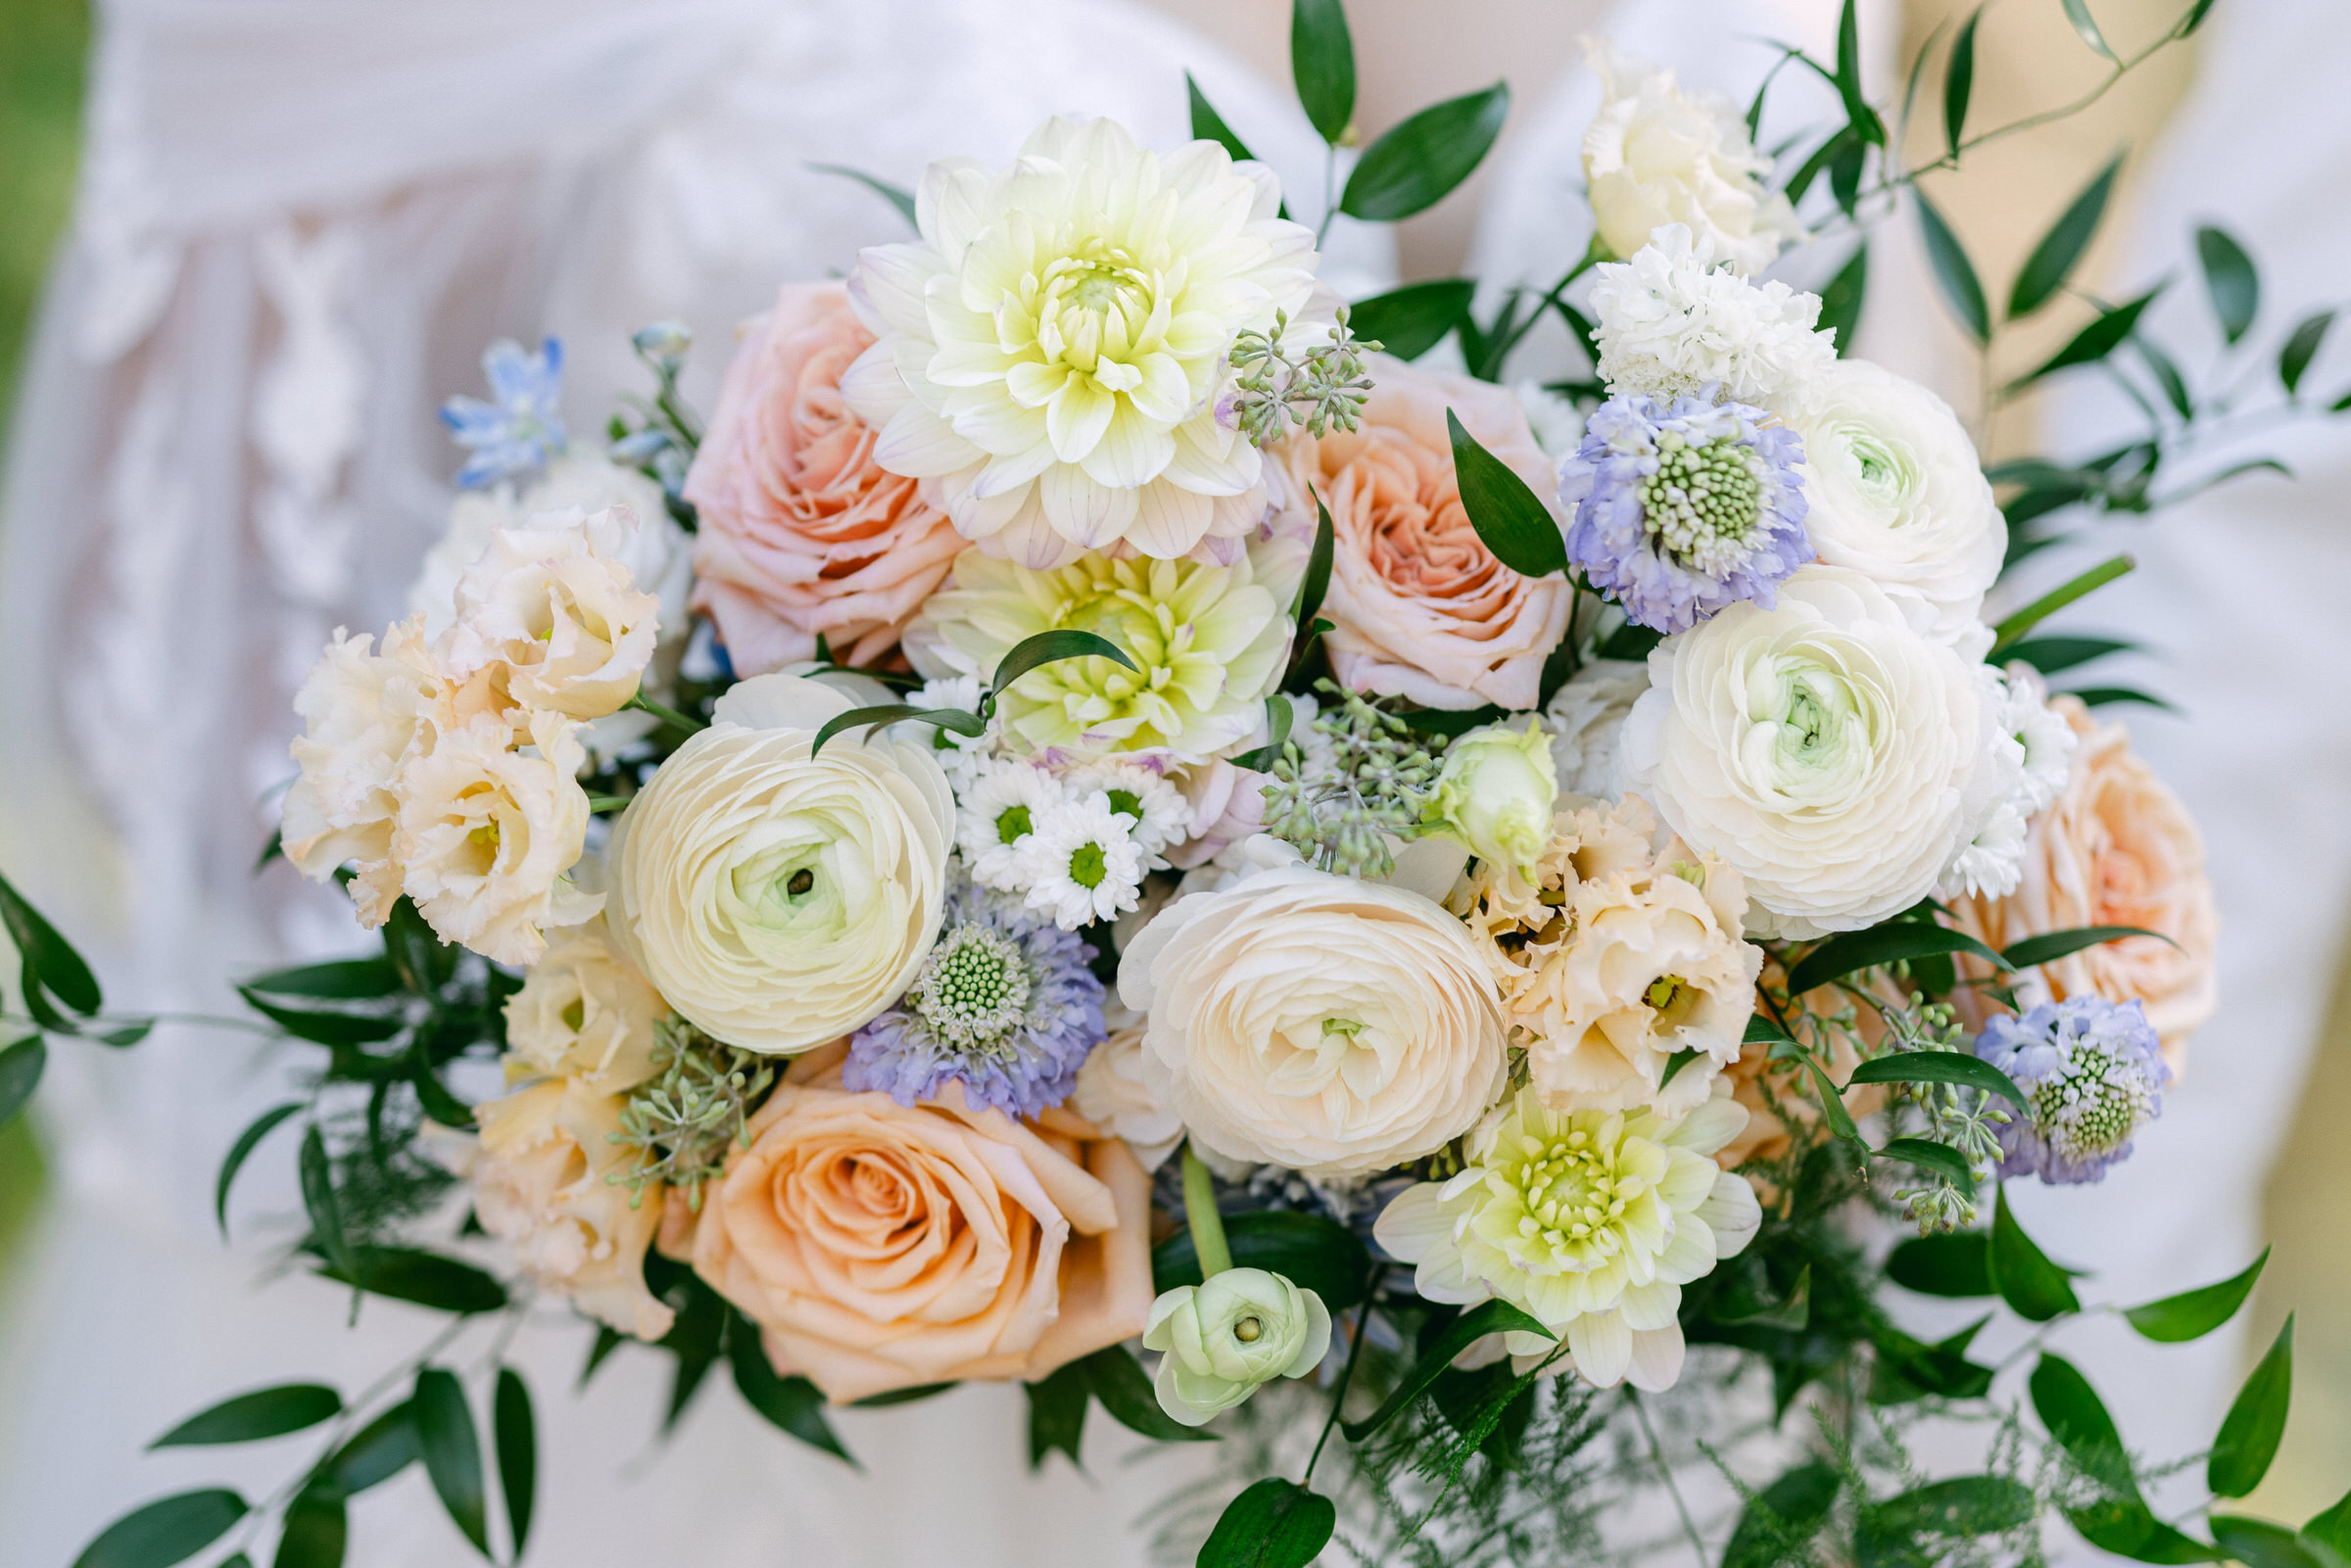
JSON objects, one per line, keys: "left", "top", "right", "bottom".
{"left": 466, "top": 1076, "right": 674, "bottom": 1341}
{"left": 606, "top": 674, "right": 954, "bottom": 1053}
{"left": 1788, "top": 358, "right": 2004, "bottom": 655}
{"left": 1423, "top": 720, "right": 1559, "bottom": 872}
{"left": 503, "top": 916, "right": 672, "bottom": 1095}
{"left": 1144, "top": 1268, "right": 1332, "bottom": 1426}
{"left": 1581, "top": 37, "right": 1803, "bottom": 276}
{"left": 436, "top": 504, "right": 664, "bottom": 722}
{"left": 841, "top": 116, "right": 1319, "bottom": 567}
{"left": 393, "top": 709, "right": 600, "bottom": 966}
{"left": 1620, "top": 566, "right": 1987, "bottom": 939}
{"left": 1117, "top": 849, "right": 1508, "bottom": 1181}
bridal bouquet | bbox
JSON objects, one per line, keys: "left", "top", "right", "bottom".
{"left": 24, "top": 2, "right": 2351, "bottom": 1565}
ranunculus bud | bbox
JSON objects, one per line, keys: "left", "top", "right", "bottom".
{"left": 1424, "top": 720, "right": 1559, "bottom": 872}
{"left": 1143, "top": 1267, "right": 1331, "bottom": 1427}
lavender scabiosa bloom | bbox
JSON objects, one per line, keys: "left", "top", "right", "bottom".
{"left": 1975, "top": 997, "right": 2170, "bottom": 1184}
{"left": 441, "top": 338, "right": 567, "bottom": 489}
{"left": 845, "top": 872, "right": 1107, "bottom": 1119}
{"left": 1558, "top": 393, "right": 1810, "bottom": 635}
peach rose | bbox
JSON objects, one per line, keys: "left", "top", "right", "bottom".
{"left": 692, "top": 1045, "right": 1154, "bottom": 1403}
{"left": 1949, "top": 698, "right": 2217, "bottom": 1069}
{"left": 686, "top": 282, "right": 963, "bottom": 673}
{"left": 1272, "top": 358, "right": 1571, "bottom": 710}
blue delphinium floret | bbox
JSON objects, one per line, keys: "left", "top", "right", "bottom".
{"left": 845, "top": 871, "right": 1106, "bottom": 1119}
{"left": 440, "top": 337, "right": 567, "bottom": 489}
{"left": 1557, "top": 392, "right": 1811, "bottom": 635}
{"left": 1974, "top": 996, "right": 2170, "bottom": 1184}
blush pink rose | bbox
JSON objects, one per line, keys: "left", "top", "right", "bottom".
{"left": 686, "top": 282, "right": 964, "bottom": 672}
{"left": 1272, "top": 358, "right": 1572, "bottom": 711}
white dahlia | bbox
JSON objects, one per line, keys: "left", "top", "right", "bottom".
{"left": 841, "top": 116, "right": 1319, "bottom": 567}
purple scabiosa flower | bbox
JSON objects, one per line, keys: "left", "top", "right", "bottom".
{"left": 440, "top": 338, "right": 567, "bottom": 489}
{"left": 1557, "top": 392, "right": 1810, "bottom": 635}
{"left": 844, "top": 873, "right": 1106, "bottom": 1119}
{"left": 1975, "top": 997, "right": 2170, "bottom": 1184}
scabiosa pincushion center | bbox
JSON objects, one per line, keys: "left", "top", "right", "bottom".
{"left": 1559, "top": 394, "right": 1809, "bottom": 635}
{"left": 1974, "top": 997, "right": 2169, "bottom": 1184}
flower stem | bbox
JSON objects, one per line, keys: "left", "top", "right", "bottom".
{"left": 625, "top": 689, "right": 707, "bottom": 734}
{"left": 1303, "top": 1296, "right": 1372, "bottom": 1485}
{"left": 1179, "top": 1142, "right": 1232, "bottom": 1278}
{"left": 1629, "top": 1388, "right": 1709, "bottom": 1568}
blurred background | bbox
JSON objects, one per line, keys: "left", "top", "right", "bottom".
{"left": 0, "top": 0, "right": 2343, "bottom": 1558}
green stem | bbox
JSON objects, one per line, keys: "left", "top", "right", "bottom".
{"left": 1988, "top": 552, "right": 2135, "bottom": 654}
{"left": 1180, "top": 1142, "right": 1232, "bottom": 1278}
{"left": 1303, "top": 1296, "right": 1373, "bottom": 1485}
{"left": 625, "top": 690, "right": 707, "bottom": 734}
{"left": 1629, "top": 1389, "right": 1709, "bottom": 1568}
{"left": 586, "top": 794, "right": 633, "bottom": 814}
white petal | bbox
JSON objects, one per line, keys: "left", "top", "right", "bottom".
{"left": 1619, "top": 1279, "right": 1681, "bottom": 1332}
{"left": 1371, "top": 1184, "right": 1451, "bottom": 1263}
{"left": 1696, "top": 1170, "right": 1762, "bottom": 1259}
{"left": 1625, "top": 1326, "right": 1687, "bottom": 1392}
{"left": 1662, "top": 1095, "right": 1750, "bottom": 1157}
{"left": 1566, "top": 1310, "right": 1632, "bottom": 1388}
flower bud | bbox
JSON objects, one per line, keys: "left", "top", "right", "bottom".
{"left": 1424, "top": 720, "right": 1559, "bottom": 872}
{"left": 1143, "top": 1267, "right": 1332, "bottom": 1427}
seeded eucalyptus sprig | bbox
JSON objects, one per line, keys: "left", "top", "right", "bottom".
{"left": 608, "top": 1022, "right": 777, "bottom": 1211}
{"left": 1228, "top": 306, "right": 1380, "bottom": 447}
{"left": 1260, "top": 682, "right": 1445, "bottom": 878}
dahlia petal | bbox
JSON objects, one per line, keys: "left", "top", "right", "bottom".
{"left": 1567, "top": 1309, "right": 1633, "bottom": 1387}
{"left": 1625, "top": 1326, "right": 1687, "bottom": 1392}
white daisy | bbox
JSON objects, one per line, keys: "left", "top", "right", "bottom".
{"left": 1020, "top": 793, "right": 1147, "bottom": 929}
{"left": 1056, "top": 759, "right": 1186, "bottom": 859}
{"left": 956, "top": 759, "right": 1069, "bottom": 891}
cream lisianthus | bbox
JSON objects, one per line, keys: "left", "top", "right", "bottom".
{"left": 1620, "top": 566, "right": 1987, "bottom": 939}
{"left": 1145, "top": 1268, "right": 1331, "bottom": 1426}
{"left": 906, "top": 546, "right": 1287, "bottom": 765}
{"left": 1118, "top": 849, "right": 1507, "bottom": 1181}
{"left": 1581, "top": 37, "right": 1803, "bottom": 276}
{"left": 605, "top": 674, "right": 954, "bottom": 1054}
{"left": 281, "top": 619, "right": 446, "bottom": 922}
{"left": 503, "top": 917, "right": 672, "bottom": 1095}
{"left": 1374, "top": 1090, "right": 1759, "bottom": 1391}
{"left": 840, "top": 116, "right": 1319, "bottom": 566}
{"left": 1072, "top": 1018, "right": 1184, "bottom": 1170}
{"left": 437, "top": 504, "right": 663, "bottom": 722}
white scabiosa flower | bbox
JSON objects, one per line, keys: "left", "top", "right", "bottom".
{"left": 1375, "top": 1089, "right": 1759, "bottom": 1390}
{"left": 1588, "top": 225, "right": 1836, "bottom": 409}
{"left": 956, "top": 758, "right": 1071, "bottom": 891}
{"left": 840, "top": 116, "right": 1319, "bottom": 567}
{"left": 1541, "top": 659, "right": 1650, "bottom": 799}
{"left": 1021, "top": 792, "right": 1148, "bottom": 928}
{"left": 1059, "top": 758, "right": 1189, "bottom": 858}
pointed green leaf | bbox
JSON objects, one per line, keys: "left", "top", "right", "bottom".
{"left": 1725, "top": 1462, "right": 1841, "bottom": 1568}
{"left": 1802, "top": 1056, "right": 1866, "bottom": 1143}
{"left": 804, "top": 163, "right": 917, "bottom": 229}
{"left": 1869, "top": 1474, "right": 2035, "bottom": 1537}
{"left": 243, "top": 959, "right": 401, "bottom": 1000}
{"left": 2061, "top": 0, "right": 2118, "bottom": 58}
{"left": 313, "top": 1247, "right": 506, "bottom": 1314}
{"left": 2066, "top": 1498, "right": 2227, "bottom": 1563}
{"left": 2032, "top": 1353, "right": 2139, "bottom": 1494}
{"left": 1340, "top": 83, "right": 1510, "bottom": 221}
{"left": 328, "top": 1402, "right": 419, "bottom": 1495}
{"left": 1848, "top": 1053, "right": 2028, "bottom": 1112}
{"left": 2137, "top": 335, "right": 2196, "bottom": 416}
{"left": 1025, "top": 1357, "right": 1089, "bottom": 1471}
{"left": 1943, "top": 8, "right": 1980, "bottom": 157}
{"left": 0, "top": 868, "right": 103, "bottom": 1015}
{"left": 1917, "top": 191, "right": 1991, "bottom": 343}
{"left": 494, "top": 1369, "right": 536, "bottom": 1557}
{"left": 0, "top": 1034, "right": 45, "bottom": 1129}
{"left": 809, "top": 703, "right": 985, "bottom": 760}
{"left": 2280, "top": 309, "right": 2335, "bottom": 394}
{"left": 2003, "top": 925, "right": 2172, "bottom": 971}
{"left": 1819, "top": 242, "right": 1870, "bottom": 355}
{"left": 989, "top": 629, "right": 1137, "bottom": 696}
{"left": 2000, "top": 635, "right": 2137, "bottom": 675}
{"left": 1294, "top": 494, "right": 1336, "bottom": 628}
{"left": 298, "top": 1125, "right": 353, "bottom": 1282}
{"left": 1446, "top": 408, "right": 1564, "bottom": 578}
{"left": 1080, "top": 1344, "right": 1218, "bottom": 1443}
{"left": 414, "top": 1367, "right": 490, "bottom": 1555}
{"left": 152, "top": 1384, "right": 340, "bottom": 1449}
{"left": 238, "top": 989, "right": 403, "bottom": 1047}
{"left": 2011, "top": 289, "right": 2164, "bottom": 389}
{"left": 2197, "top": 226, "right": 2259, "bottom": 344}
{"left": 1289, "top": 0, "right": 1356, "bottom": 145}
{"left": 2210, "top": 1515, "right": 2341, "bottom": 1568}
{"left": 1832, "top": 0, "right": 1883, "bottom": 145}
{"left": 1786, "top": 922, "right": 2008, "bottom": 996}
{"left": 1343, "top": 1298, "right": 1553, "bottom": 1442}
{"left": 2010, "top": 156, "right": 2122, "bottom": 317}
{"left": 2210, "top": 1314, "right": 2294, "bottom": 1497}
{"left": 1347, "top": 279, "right": 1474, "bottom": 361}
{"left": 1657, "top": 1047, "right": 1703, "bottom": 1090}
{"left": 1991, "top": 1186, "right": 2082, "bottom": 1321}
{"left": 1989, "top": 552, "right": 2136, "bottom": 653}
{"left": 1229, "top": 692, "right": 1297, "bottom": 775}
{"left": 1198, "top": 1477, "right": 1337, "bottom": 1568}
{"left": 1888, "top": 1232, "right": 1994, "bottom": 1297}
{"left": 728, "top": 1312, "right": 854, "bottom": 1465}
{"left": 2308, "top": 1487, "right": 2351, "bottom": 1556}
{"left": 1875, "top": 1137, "right": 1977, "bottom": 1188}
{"left": 2177, "top": 0, "right": 2221, "bottom": 35}
{"left": 1187, "top": 72, "right": 1260, "bottom": 166}
{"left": 271, "top": 1485, "right": 346, "bottom": 1568}
{"left": 72, "top": 1489, "right": 248, "bottom": 1568}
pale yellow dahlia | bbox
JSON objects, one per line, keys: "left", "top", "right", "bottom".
{"left": 841, "top": 116, "right": 1319, "bottom": 566}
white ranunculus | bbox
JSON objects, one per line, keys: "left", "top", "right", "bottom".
{"left": 1541, "top": 658, "right": 1651, "bottom": 799}
{"left": 503, "top": 916, "right": 672, "bottom": 1095}
{"left": 1424, "top": 721, "right": 1559, "bottom": 872}
{"left": 606, "top": 674, "right": 954, "bottom": 1054}
{"left": 1620, "top": 566, "right": 1987, "bottom": 939}
{"left": 1117, "top": 852, "right": 1508, "bottom": 1181}
{"left": 1588, "top": 226, "right": 1837, "bottom": 409}
{"left": 1788, "top": 358, "right": 2004, "bottom": 654}
{"left": 1144, "top": 1268, "right": 1331, "bottom": 1426}
{"left": 437, "top": 504, "right": 663, "bottom": 722}
{"left": 1581, "top": 37, "right": 1803, "bottom": 277}
{"left": 840, "top": 116, "right": 1319, "bottom": 567}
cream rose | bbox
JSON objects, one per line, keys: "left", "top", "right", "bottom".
{"left": 686, "top": 281, "right": 964, "bottom": 673}
{"left": 1118, "top": 850, "right": 1508, "bottom": 1181}
{"left": 692, "top": 1046, "right": 1155, "bottom": 1403}
{"left": 606, "top": 674, "right": 954, "bottom": 1054}
{"left": 435, "top": 504, "right": 663, "bottom": 723}
{"left": 467, "top": 1076, "right": 673, "bottom": 1341}
{"left": 1621, "top": 566, "right": 1986, "bottom": 939}
{"left": 503, "top": 916, "right": 671, "bottom": 1095}
{"left": 1949, "top": 698, "right": 2217, "bottom": 1068}
{"left": 1272, "top": 359, "right": 1571, "bottom": 711}
{"left": 1071, "top": 1020, "right": 1183, "bottom": 1171}
{"left": 1788, "top": 359, "right": 2004, "bottom": 654}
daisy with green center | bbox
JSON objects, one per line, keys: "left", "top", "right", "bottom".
{"left": 1374, "top": 1089, "right": 1759, "bottom": 1391}
{"left": 956, "top": 758, "right": 1071, "bottom": 890}
{"left": 1021, "top": 791, "right": 1147, "bottom": 929}
{"left": 1057, "top": 758, "right": 1188, "bottom": 856}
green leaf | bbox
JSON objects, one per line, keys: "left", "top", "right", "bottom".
{"left": 1657, "top": 1047, "right": 1703, "bottom": 1091}
{"left": 1875, "top": 1137, "right": 1976, "bottom": 1188}
{"left": 1786, "top": 922, "right": 2008, "bottom": 996}
{"left": 808, "top": 703, "right": 985, "bottom": 760}
{"left": 1802, "top": 1057, "right": 1865, "bottom": 1144}
{"left": 1294, "top": 494, "right": 1336, "bottom": 629}
{"left": 1343, "top": 1298, "right": 1553, "bottom": 1442}
{"left": 1832, "top": 0, "right": 1883, "bottom": 145}
{"left": 804, "top": 163, "right": 917, "bottom": 229}
{"left": 2001, "top": 635, "right": 2136, "bottom": 675}
{"left": 2137, "top": 334, "right": 2197, "bottom": 416}
{"left": 1943, "top": 8, "right": 1980, "bottom": 157}
{"left": 1025, "top": 1357, "right": 1089, "bottom": 1472}
{"left": 1289, "top": 0, "right": 1356, "bottom": 145}
{"left": 414, "top": 1367, "right": 491, "bottom": 1555}
{"left": 1869, "top": 1474, "right": 2035, "bottom": 1537}
{"left": 0, "top": 868, "right": 103, "bottom": 1015}
{"left": 1446, "top": 408, "right": 1564, "bottom": 578}
{"left": 1724, "top": 1461, "right": 1840, "bottom": 1568}
{"left": 493, "top": 1368, "right": 536, "bottom": 1560}
{"left": 239, "top": 989, "right": 404, "bottom": 1047}
{"left": 2308, "top": 1488, "right": 2351, "bottom": 1557}
{"left": 152, "top": 1384, "right": 341, "bottom": 1449}
{"left": 1339, "top": 82, "right": 1510, "bottom": 222}
{"left": 1888, "top": 1232, "right": 1993, "bottom": 1297}
{"left": 2032, "top": 1353, "right": 2138, "bottom": 1494}
{"left": 2010, "top": 156, "right": 2122, "bottom": 317}
{"left": 1848, "top": 1052, "right": 2029, "bottom": 1112}
{"left": 1991, "top": 1185, "right": 2082, "bottom": 1321}
{"left": 0, "top": 1034, "right": 45, "bottom": 1129}
{"left": 1818, "top": 243, "right": 1870, "bottom": 356}
{"left": 2067, "top": 1498, "right": 2227, "bottom": 1563}
{"left": 1198, "top": 1477, "right": 1337, "bottom": 1568}
{"left": 215, "top": 1103, "right": 304, "bottom": 1238}
{"left": 2210, "top": 1313, "right": 2294, "bottom": 1498}
{"left": 1989, "top": 551, "right": 2136, "bottom": 653}
{"left": 2061, "top": 0, "right": 2118, "bottom": 58}
{"left": 1153, "top": 1209, "right": 1372, "bottom": 1311}
{"left": 271, "top": 1485, "right": 347, "bottom": 1568}
{"left": 1916, "top": 191, "right": 1991, "bottom": 343}
{"left": 2177, "top": 0, "right": 2221, "bottom": 34}
{"left": 328, "top": 1402, "right": 419, "bottom": 1495}
{"left": 2003, "top": 924, "right": 2172, "bottom": 970}
{"left": 848, "top": 1382, "right": 955, "bottom": 1407}
{"left": 299, "top": 1124, "right": 354, "bottom": 1282}
{"left": 989, "top": 629, "right": 1137, "bottom": 696}
{"left": 2011, "top": 289, "right": 2164, "bottom": 389}
{"left": 243, "top": 958, "right": 401, "bottom": 1000}
{"left": 72, "top": 1489, "right": 249, "bottom": 1568}
{"left": 2197, "top": 226, "right": 2260, "bottom": 344}
{"left": 1348, "top": 279, "right": 1474, "bottom": 361}
{"left": 1870, "top": 1321, "right": 1994, "bottom": 1403}
{"left": 1712, "top": 1263, "right": 1812, "bottom": 1332}
{"left": 2210, "top": 1516, "right": 2343, "bottom": 1568}
{"left": 728, "top": 1313, "right": 854, "bottom": 1465}
{"left": 313, "top": 1247, "right": 508, "bottom": 1315}
{"left": 1080, "top": 1345, "right": 1217, "bottom": 1443}
{"left": 1229, "top": 693, "right": 1298, "bottom": 774}
{"left": 2280, "top": 309, "right": 2335, "bottom": 394}
{"left": 1186, "top": 72, "right": 1260, "bottom": 166}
